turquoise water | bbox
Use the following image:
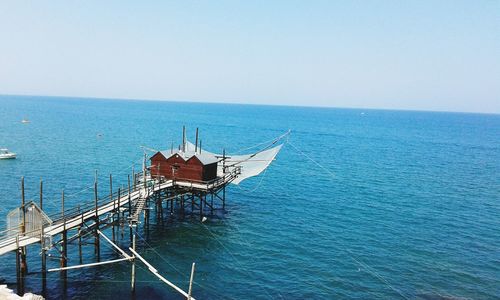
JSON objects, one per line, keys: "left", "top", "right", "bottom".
{"left": 0, "top": 95, "right": 499, "bottom": 299}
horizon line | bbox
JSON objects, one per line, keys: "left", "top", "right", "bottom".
{"left": 1, "top": 93, "right": 498, "bottom": 116}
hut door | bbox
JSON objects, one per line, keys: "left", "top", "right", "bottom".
{"left": 171, "top": 164, "right": 179, "bottom": 178}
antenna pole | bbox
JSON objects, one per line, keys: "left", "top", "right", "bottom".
{"left": 195, "top": 128, "right": 199, "bottom": 153}
{"left": 182, "top": 126, "right": 186, "bottom": 152}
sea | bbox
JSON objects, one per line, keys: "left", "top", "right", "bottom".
{"left": 0, "top": 95, "right": 498, "bottom": 299}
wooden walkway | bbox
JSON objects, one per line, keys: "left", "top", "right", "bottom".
{"left": 0, "top": 168, "right": 240, "bottom": 256}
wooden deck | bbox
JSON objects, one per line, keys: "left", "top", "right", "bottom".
{"left": 0, "top": 168, "right": 239, "bottom": 256}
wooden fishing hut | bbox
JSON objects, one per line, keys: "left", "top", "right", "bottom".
{"left": 150, "top": 151, "right": 218, "bottom": 181}
{"left": 150, "top": 127, "right": 218, "bottom": 182}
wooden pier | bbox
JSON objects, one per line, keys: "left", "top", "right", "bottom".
{"left": 0, "top": 166, "right": 240, "bottom": 297}
{"left": 0, "top": 128, "right": 287, "bottom": 298}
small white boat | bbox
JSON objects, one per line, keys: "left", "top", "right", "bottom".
{"left": 0, "top": 149, "right": 16, "bottom": 159}
{"left": 21, "top": 118, "right": 30, "bottom": 123}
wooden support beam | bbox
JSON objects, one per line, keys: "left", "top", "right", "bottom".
{"left": 188, "top": 262, "right": 196, "bottom": 300}
{"left": 48, "top": 257, "right": 131, "bottom": 272}
{"left": 97, "top": 229, "right": 131, "bottom": 259}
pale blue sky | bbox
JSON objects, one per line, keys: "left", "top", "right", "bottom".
{"left": 0, "top": 1, "right": 498, "bottom": 113}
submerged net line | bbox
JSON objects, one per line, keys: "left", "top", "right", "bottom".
{"left": 134, "top": 231, "right": 230, "bottom": 299}
{"left": 286, "top": 140, "right": 410, "bottom": 300}
{"left": 199, "top": 223, "right": 280, "bottom": 300}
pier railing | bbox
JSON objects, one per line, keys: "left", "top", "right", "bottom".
{"left": 0, "top": 166, "right": 240, "bottom": 243}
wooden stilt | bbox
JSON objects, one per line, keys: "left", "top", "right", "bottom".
{"left": 195, "top": 128, "right": 199, "bottom": 153}
{"left": 39, "top": 179, "right": 43, "bottom": 210}
{"left": 110, "top": 174, "right": 115, "bottom": 243}
{"left": 131, "top": 226, "right": 136, "bottom": 293}
{"left": 223, "top": 185, "right": 226, "bottom": 210}
{"left": 41, "top": 244, "right": 47, "bottom": 296}
{"left": 94, "top": 172, "right": 100, "bottom": 262}
{"left": 128, "top": 175, "right": 133, "bottom": 246}
{"left": 19, "top": 178, "right": 28, "bottom": 279}
{"left": 117, "top": 187, "right": 121, "bottom": 232}
{"left": 199, "top": 194, "right": 203, "bottom": 221}
{"left": 61, "top": 190, "right": 67, "bottom": 278}
{"left": 78, "top": 226, "right": 83, "bottom": 264}
{"left": 188, "top": 262, "right": 196, "bottom": 300}
{"left": 15, "top": 237, "right": 22, "bottom": 296}
{"left": 211, "top": 194, "right": 214, "bottom": 215}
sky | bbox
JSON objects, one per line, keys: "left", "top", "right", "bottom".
{"left": 0, "top": 1, "right": 498, "bottom": 113}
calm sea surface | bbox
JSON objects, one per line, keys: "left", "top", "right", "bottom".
{"left": 0, "top": 95, "right": 498, "bottom": 299}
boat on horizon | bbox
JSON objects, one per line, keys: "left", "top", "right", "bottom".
{"left": 0, "top": 149, "right": 16, "bottom": 159}
{"left": 21, "top": 118, "right": 30, "bottom": 123}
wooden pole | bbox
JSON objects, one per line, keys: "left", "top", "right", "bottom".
{"left": 21, "top": 177, "right": 25, "bottom": 232}
{"left": 78, "top": 226, "right": 83, "bottom": 264}
{"left": 110, "top": 174, "right": 115, "bottom": 243}
{"left": 143, "top": 153, "right": 147, "bottom": 189}
{"left": 94, "top": 172, "right": 100, "bottom": 262}
{"left": 188, "top": 262, "right": 196, "bottom": 300}
{"left": 128, "top": 175, "right": 133, "bottom": 246}
{"left": 39, "top": 179, "right": 43, "bottom": 210}
{"left": 195, "top": 128, "right": 199, "bottom": 153}
{"left": 211, "top": 194, "right": 214, "bottom": 215}
{"left": 129, "top": 247, "right": 195, "bottom": 299}
{"left": 16, "top": 236, "right": 23, "bottom": 296}
{"left": 182, "top": 125, "right": 186, "bottom": 152}
{"left": 132, "top": 166, "right": 136, "bottom": 190}
{"left": 117, "top": 187, "right": 121, "bottom": 233}
{"left": 20, "top": 177, "right": 27, "bottom": 276}
{"left": 49, "top": 257, "right": 131, "bottom": 272}
{"left": 131, "top": 226, "right": 136, "bottom": 293}
{"left": 41, "top": 232, "right": 47, "bottom": 297}
{"left": 61, "top": 190, "right": 67, "bottom": 278}
{"left": 222, "top": 149, "right": 226, "bottom": 210}
{"left": 199, "top": 195, "right": 203, "bottom": 221}
{"left": 40, "top": 179, "right": 46, "bottom": 294}
{"left": 223, "top": 185, "right": 226, "bottom": 210}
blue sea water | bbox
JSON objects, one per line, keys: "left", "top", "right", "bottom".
{"left": 0, "top": 95, "right": 499, "bottom": 299}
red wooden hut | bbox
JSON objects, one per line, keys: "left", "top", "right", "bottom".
{"left": 150, "top": 150, "right": 218, "bottom": 182}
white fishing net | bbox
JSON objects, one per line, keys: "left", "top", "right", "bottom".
{"left": 185, "top": 141, "right": 283, "bottom": 185}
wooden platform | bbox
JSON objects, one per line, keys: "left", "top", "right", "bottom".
{"left": 0, "top": 168, "right": 239, "bottom": 256}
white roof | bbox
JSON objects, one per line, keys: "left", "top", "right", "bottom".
{"left": 158, "top": 150, "right": 218, "bottom": 165}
